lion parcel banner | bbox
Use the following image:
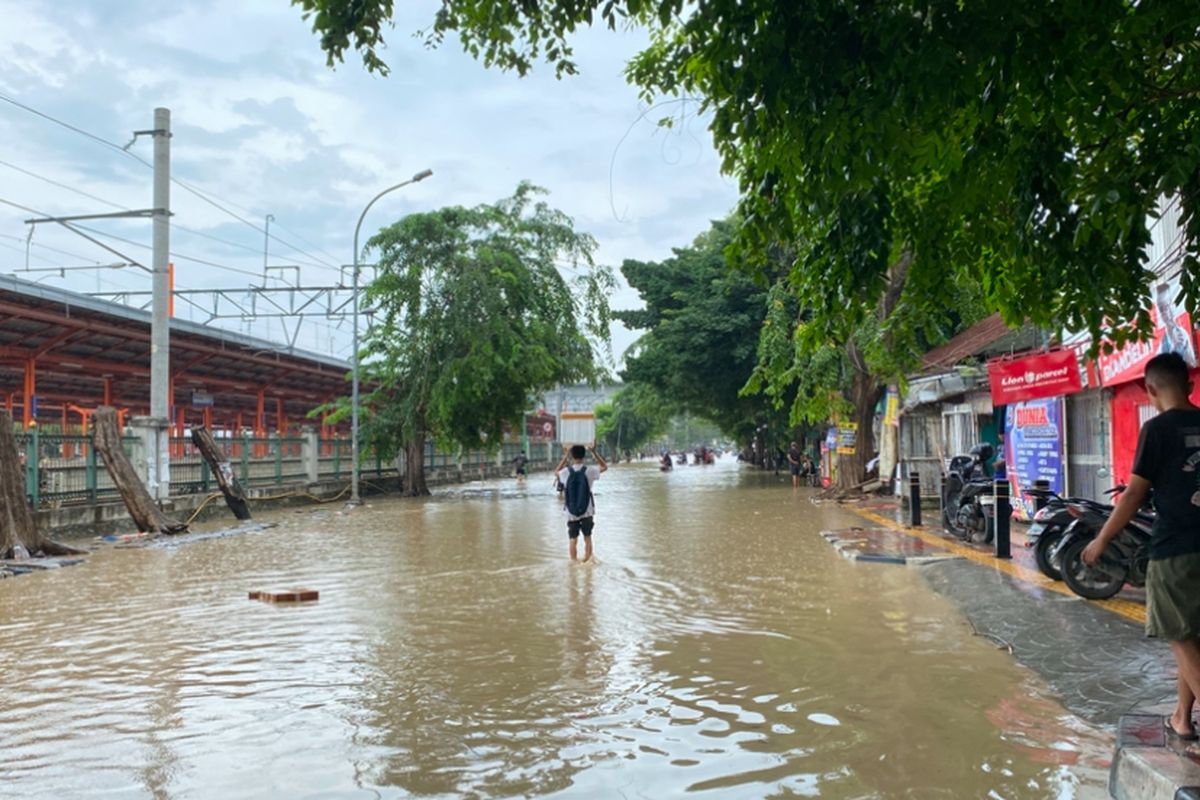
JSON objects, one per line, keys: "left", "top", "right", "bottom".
{"left": 1005, "top": 397, "right": 1066, "bottom": 520}
{"left": 988, "top": 349, "right": 1083, "bottom": 406}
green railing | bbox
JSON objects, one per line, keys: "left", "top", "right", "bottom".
{"left": 12, "top": 429, "right": 559, "bottom": 508}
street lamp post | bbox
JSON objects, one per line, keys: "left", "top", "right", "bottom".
{"left": 350, "top": 168, "right": 433, "bottom": 505}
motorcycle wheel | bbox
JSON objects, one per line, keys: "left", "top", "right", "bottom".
{"left": 1060, "top": 538, "right": 1127, "bottom": 600}
{"left": 969, "top": 510, "right": 992, "bottom": 544}
{"left": 942, "top": 474, "right": 966, "bottom": 536}
{"left": 1034, "top": 528, "right": 1064, "bottom": 581}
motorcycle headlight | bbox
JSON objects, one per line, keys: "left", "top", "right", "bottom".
{"left": 1033, "top": 507, "right": 1052, "bottom": 522}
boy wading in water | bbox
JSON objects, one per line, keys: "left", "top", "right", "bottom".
{"left": 555, "top": 443, "right": 608, "bottom": 562}
{"left": 1084, "top": 353, "right": 1200, "bottom": 740}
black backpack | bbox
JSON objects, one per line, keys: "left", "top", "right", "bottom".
{"left": 564, "top": 465, "right": 592, "bottom": 517}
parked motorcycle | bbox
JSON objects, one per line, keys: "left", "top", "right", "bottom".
{"left": 1024, "top": 486, "right": 1123, "bottom": 581}
{"left": 942, "top": 443, "right": 997, "bottom": 544}
{"left": 1053, "top": 494, "right": 1156, "bottom": 599}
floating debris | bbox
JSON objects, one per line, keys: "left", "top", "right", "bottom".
{"left": 249, "top": 588, "right": 319, "bottom": 603}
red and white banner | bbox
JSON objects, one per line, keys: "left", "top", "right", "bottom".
{"left": 1096, "top": 278, "right": 1197, "bottom": 386}
{"left": 988, "top": 349, "right": 1083, "bottom": 406}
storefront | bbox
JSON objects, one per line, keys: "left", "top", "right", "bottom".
{"left": 1099, "top": 274, "right": 1199, "bottom": 484}
{"left": 987, "top": 348, "right": 1083, "bottom": 517}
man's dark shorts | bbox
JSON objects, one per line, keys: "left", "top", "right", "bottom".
{"left": 790, "top": 464, "right": 801, "bottom": 476}
{"left": 568, "top": 517, "right": 595, "bottom": 539}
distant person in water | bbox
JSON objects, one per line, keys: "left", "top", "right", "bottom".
{"left": 787, "top": 441, "right": 803, "bottom": 488}
{"left": 511, "top": 451, "right": 529, "bottom": 482}
{"left": 553, "top": 443, "right": 608, "bottom": 562}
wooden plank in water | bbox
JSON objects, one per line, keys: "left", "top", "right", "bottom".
{"left": 249, "top": 588, "right": 319, "bottom": 603}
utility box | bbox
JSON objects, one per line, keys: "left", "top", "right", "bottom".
{"left": 559, "top": 412, "right": 596, "bottom": 446}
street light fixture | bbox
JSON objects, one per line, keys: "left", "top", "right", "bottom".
{"left": 350, "top": 168, "right": 433, "bottom": 505}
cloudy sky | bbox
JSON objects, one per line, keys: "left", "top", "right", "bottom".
{"left": 0, "top": 0, "right": 737, "bottom": 365}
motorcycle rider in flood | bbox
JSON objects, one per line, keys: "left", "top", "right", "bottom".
{"left": 1083, "top": 353, "right": 1200, "bottom": 740}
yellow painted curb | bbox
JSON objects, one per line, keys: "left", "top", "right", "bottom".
{"left": 852, "top": 507, "right": 1147, "bottom": 626}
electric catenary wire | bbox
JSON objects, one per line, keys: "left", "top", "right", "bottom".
{"left": 0, "top": 92, "right": 342, "bottom": 272}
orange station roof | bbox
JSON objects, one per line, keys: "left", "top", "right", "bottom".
{"left": 0, "top": 274, "right": 352, "bottom": 428}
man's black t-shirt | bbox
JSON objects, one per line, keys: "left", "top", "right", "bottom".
{"left": 1132, "top": 408, "right": 1200, "bottom": 559}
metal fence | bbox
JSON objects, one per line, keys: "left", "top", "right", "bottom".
{"left": 13, "top": 430, "right": 556, "bottom": 508}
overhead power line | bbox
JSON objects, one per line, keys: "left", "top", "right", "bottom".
{"left": 0, "top": 153, "right": 339, "bottom": 273}
{"left": 0, "top": 92, "right": 342, "bottom": 272}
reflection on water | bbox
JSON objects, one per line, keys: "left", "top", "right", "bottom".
{"left": 0, "top": 459, "right": 1108, "bottom": 798}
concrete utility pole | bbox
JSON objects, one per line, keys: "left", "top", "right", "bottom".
{"left": 350, "top": 168, "right": 433, "bottom": 505}
{"left": 147, "top": 107, "right": 172, "bottom": 500}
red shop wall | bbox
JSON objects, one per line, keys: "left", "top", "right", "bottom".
{"left": 1109, "top": 369, "right": 1200, "bottom": 484}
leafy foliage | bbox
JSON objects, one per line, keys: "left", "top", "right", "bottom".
{"left": 616, "top": 219, "right": 777, "bottom": 439}
{"left": 299, "top": 0, "right": 1200, "bottom": 351}
{"left": 594, "top": 384, "right": 670, "bottom": 452}
{"left": 349, "top": 182, "right": 614, "bottom": 462}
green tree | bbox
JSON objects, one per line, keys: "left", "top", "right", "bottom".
{"left": 617, "top": 219, "right": 776, "bottom": 443}
{"left": 594, "top": 384, "right": 670, "bottom": 455}
{"left": 351, "top": 182, "right": 613, "bottom": 495}
{"left": 296, "top": 0, "right": 1200, "bottom": 345}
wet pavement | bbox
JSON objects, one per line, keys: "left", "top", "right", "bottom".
{"left": 0, "top": 460, "right": 1114, "bottom": 798}
{"left": 819, "top": 497, "right": 1175, "bottom": 728}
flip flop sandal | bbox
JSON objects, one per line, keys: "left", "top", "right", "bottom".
{"left": 1165, "top": 718, "right": 1199, "bottom": 741}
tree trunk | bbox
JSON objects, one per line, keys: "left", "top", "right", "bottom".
{"left": 93, "top": 407, "right": 188, "bottom": 535}
{"left": 0, "top": 412, "right": 85, "bottom": 558}
{"left": 403, "top": 431, "right": 429, "bottom": 496}
{"left": 836, "top": 356, "right": 884, "bottom": 492}
{"left": 191, "top": 426, "right": 251, "bottom": 520}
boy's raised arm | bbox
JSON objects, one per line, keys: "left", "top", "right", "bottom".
{"left": 590, "top": 444, "right": 609, "bottom": 473}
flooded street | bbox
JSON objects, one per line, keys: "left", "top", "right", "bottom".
{"left": 0, "top": 459, "right": 1109, "bottom": 798}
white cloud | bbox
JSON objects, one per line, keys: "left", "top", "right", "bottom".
{"left": 0, "top": 0, "right": 739, "bottom": 360}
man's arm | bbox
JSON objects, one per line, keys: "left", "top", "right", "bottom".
{"left": 590, "top": 444, "right": 609, "bottom": 473}
{"left": 1081, "top": 476, "right": 1152, "bottom": 564}
{"left": 553, "top": 447, "right": 570, "bottom": 475}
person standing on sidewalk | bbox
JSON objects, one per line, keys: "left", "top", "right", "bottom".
{"left": 553, "top": 443, "right": 608, "bottom": 562}
{"left": 1083, "top": 352, "right": 1200, "bottom": 740}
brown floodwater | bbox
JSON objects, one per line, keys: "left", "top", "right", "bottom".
{"left": 0, "top": 459, "right": 1110, "bottom": 798}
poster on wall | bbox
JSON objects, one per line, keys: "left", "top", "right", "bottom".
{"left": 1097, "top": 275, "right": 1197, "bottom": 386}
{"left": 836, "top": 423, "right": 858, "bottom": 455}
{"left": 1005, "top": 397, "right": 1066, "bottom": 520}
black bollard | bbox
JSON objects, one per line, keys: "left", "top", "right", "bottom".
{"left": 909, "top": 469, "right": 922, "bottom": 527}
{"left": 994, "top": 478, "right": 1011, "bottom": 559}
{"left": 1034, "top": 478, "right": 1050, "bottom": 512}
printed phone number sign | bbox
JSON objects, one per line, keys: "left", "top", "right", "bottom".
{"left": 1005, "top": 397, "right": 1066, "bottom": 519}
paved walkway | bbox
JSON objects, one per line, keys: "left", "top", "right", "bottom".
{"left": 826, "top": 497, "right": 1175, "bottom": 729}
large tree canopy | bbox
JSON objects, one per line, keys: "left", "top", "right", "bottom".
{"left": 347, "top": 182, "right": 613, "bottom": 494}
{"left": 296, "top": 0, "right": 1200, "bottom": 348}
{"left": 617, "top": 219, "right": 779, "bottom": 440}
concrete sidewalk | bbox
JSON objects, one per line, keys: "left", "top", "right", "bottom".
{"left": 825, "top": 495, "right": 1193, "bottom": 799}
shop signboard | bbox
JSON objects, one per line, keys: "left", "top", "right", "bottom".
{"left": 1097, "top": 277, "right": 1197, "bottom": 386}
{"left": 836, "top": 423, "right": 858, "bottom": 455}
{"left": 987, "top": 349, "right": 1083, "bottom": 406}
{"left": 1005, "top": 397, "right": 1066, "bottom": 520}
{"left": 883, "top": 386, "right": 900, "bottom": 427}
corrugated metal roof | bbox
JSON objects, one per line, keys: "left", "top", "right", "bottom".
{"left": 921, "top": 314, "right": 1042, "bottom": 372}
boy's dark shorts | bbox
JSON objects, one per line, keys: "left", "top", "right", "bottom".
{"left": 1146, "top": 553, "right": 1200, "bottom": 640}
{"left": 568, "top": 517, "right": 595, "bottom": 539}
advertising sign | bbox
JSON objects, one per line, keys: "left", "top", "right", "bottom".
{"left": 524, "top": 412, "right": 556, "bottom": 440}
{"left": 1097, "top": 277, "right": 1197, "bottom": 386}
{"left": 836, "top": 423, "right": 858, "bottom": 455}
{"left": 987, "top": 349, "right": 1083, "bottom": 406}
{"left": 883, "top": 386, "right": 900, "bottom": 427}
{"left": 1005, "top": 397, "right": 1066, "bottom": 520}
{"left": 823, "top": 427, "right": 837, "bottom": 452}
